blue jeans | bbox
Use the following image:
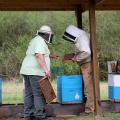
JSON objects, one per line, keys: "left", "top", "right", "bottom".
{"left": 23, "top": 75, "right": 46, "bottom": 119}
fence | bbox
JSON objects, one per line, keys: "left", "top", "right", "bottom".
{"left": 1, "top": 77, "right": 23, "bottom": 104}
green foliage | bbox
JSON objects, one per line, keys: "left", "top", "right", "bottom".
{"left": 0, "top": 11, "right": 120, "bottom": 81}
{"left": 82, "top": 11, "right": 120, "bottom": 80}
{"left": 96, "top": 11, "right": 120, "bottom": 80}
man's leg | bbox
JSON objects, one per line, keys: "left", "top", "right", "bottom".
{"left": 81, "top": 62, "right": 94, "bottom": 113}
{"left": 23, "top": 75, "right": 34, "bottom": 118}
{"left": 30, "top": 75, "right": 46, "bottom": 120}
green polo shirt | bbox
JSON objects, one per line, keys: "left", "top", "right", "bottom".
{"left": 20, "top": 35, "right": 50, "bottom": 76}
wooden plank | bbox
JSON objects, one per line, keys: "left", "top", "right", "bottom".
{"left": 101, "top": 100, "right": 120, "bottom": 113}
{"left": 95, "top": 0, "right": 120, "bottom": 5}
{"left": 0, "top": 101, "right": 120, "bottom": 118}
{"left": 0, "top": 0, "right": 120, "bottom": 11}
{"left": 100, "top": 0, "right": 120, "bottom": 4}
{"left": 88, "top": 0, "right": 120, "bottom": 10}
{"left": 0, "top": 0, "right": 90, "bottom": 11}
{"left": 82, "top": 4, "right": 120, "bottom": 11}
{"left": 0, "top": 0, "right": 89, "bottom": 11}
{"left": 89, "top": 0, "right": 101, "bottom": 115}
{"left": 0, "top": 3, "right": 78, "bottom": 11}
{"left": 95, "top": 0, "right": 105, "bottom": 5}
{"left": 96, "top": 5, "right": 120, "bottom": 10}
{"left": 0, "top": 0, "right": 88, "bottom": 4}
{"left": 0, "top": 103, "right": 85, "bottom": 118}
{"left": 95, "top": 0, "right": 120, "bottom": 10}
{"left": 1, "top": 2, "right": 119, "bottom": 11}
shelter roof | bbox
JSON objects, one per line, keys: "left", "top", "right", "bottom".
{"left": 0, "top": 0, "right": 119, "bottom": 11}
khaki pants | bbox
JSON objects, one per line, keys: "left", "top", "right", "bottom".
{"left": 80, "top": 62, "right": 94, "bottom": 110}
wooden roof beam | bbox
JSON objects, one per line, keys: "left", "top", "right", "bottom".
{"left": 0, "top": 3, "right": 78, "bottom": 11}
{"left": 0, "top": 0, "right": 88, "bottom": 5}
{"left": 95, "top": 0, "right": 120, "bottom": 6}
{"left": 96, "top": 4, "right": 120, "bottom": 10}
{"left": 95, "top": 0, "right": 105, "bottom": 5}
{"left": 0, "top": 1, "right": 89, "bottom": 11}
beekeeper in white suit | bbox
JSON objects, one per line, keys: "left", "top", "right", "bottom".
{"left": 63, "top": 25, "right": 94, "bottom": 114}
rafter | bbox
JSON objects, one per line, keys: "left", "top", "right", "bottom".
{"left": 96, "top": 4, "right": 120, "bottom": 10}
{"left": 0, "top": 2, "right": 78, "bottom": 11}
{"left": 0, "top": 0, "right": 88, "bottom": 5}
{"left": 0, "top": 0, "right": 119, "bottom": 11}
{"left": 95, "top": 0, "right": 105, "bottom": 5}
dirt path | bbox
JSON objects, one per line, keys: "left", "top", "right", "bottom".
{"left": 1, "top": 113, "right": 120, "bottom": 120}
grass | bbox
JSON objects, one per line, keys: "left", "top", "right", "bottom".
{"left": 100, "top": 81, "right": 108, "bottom": 100}
{"left": 2, "top": 80, "right": 24, "bottom": 104}
{"left": 2, "top": 80, "right": 57, "bottom": 104}
{"left": 2, "top": 80, "right": 108, "bottom": 104}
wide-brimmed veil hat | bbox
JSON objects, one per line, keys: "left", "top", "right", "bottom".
{"left": 37, "top": 25, "right": 54, "bottom": 44}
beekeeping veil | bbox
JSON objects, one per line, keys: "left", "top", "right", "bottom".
{"left": 37, "top": 25, "right": 54, "bottom": 43}
{"left": 63, "top": 25, "right": 83, "bottom": 43}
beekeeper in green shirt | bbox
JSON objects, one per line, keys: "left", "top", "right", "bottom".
{"left": 20, "top": 25, "right": 54, "bottom": 120}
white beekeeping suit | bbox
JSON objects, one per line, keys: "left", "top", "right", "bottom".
{"left": 63, "top": 25, "right": 91, "bottom": 64}
{"left": 63, "top": 25, "right": 94, "bottom": 113}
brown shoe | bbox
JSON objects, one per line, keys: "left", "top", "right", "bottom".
{"left": 85, "top": 107, "right": 94, "bottom": 114}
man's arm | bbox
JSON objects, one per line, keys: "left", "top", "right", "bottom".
{"left": 36, "top": 53, "right": 50, "bottom": 78}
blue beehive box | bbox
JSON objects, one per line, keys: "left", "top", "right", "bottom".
{"left": 57, "top": 75, "right": 83, "bottom": 103}
{"left": 108, "top": 74, "right": 120, "bottom": 100}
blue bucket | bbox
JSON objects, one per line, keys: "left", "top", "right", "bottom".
{"left": 0, "top": 78, "right": 2, "bottom": 105}
{"left": 57, "top": 75, "right": 83, "bottom": 103}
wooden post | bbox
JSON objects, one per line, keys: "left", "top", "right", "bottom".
{"left": 75, "top": 6, "right": 82, "bottom": 29}
{"left": 89, "top": 0, "right": 101, "bottom": 115}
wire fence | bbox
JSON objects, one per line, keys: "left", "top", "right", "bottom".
{"left": 1, "top": 78, "right": 23, "bottom": 104}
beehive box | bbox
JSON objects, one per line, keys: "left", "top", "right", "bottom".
{"left": 108, "top": 74, "right": 120, "bottom": 102}
{"left": 39, "top": 77, "right": 56, "bottom": 103}
{"left": 57, "top": 75, "right": 83, "bottom": 104}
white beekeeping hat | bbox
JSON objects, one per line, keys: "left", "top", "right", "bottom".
{"left": 63, "top": 25, "right": 84, "bottom": 43}
{"left": 37, "top": 25, "right": 54, "bottom": 43}
{"left": 37, "top": 25, "right": 53, "bottom": 34}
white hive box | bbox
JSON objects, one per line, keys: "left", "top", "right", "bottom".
{"left": 108, "top": 74, "right": 120, "bottom": 101}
